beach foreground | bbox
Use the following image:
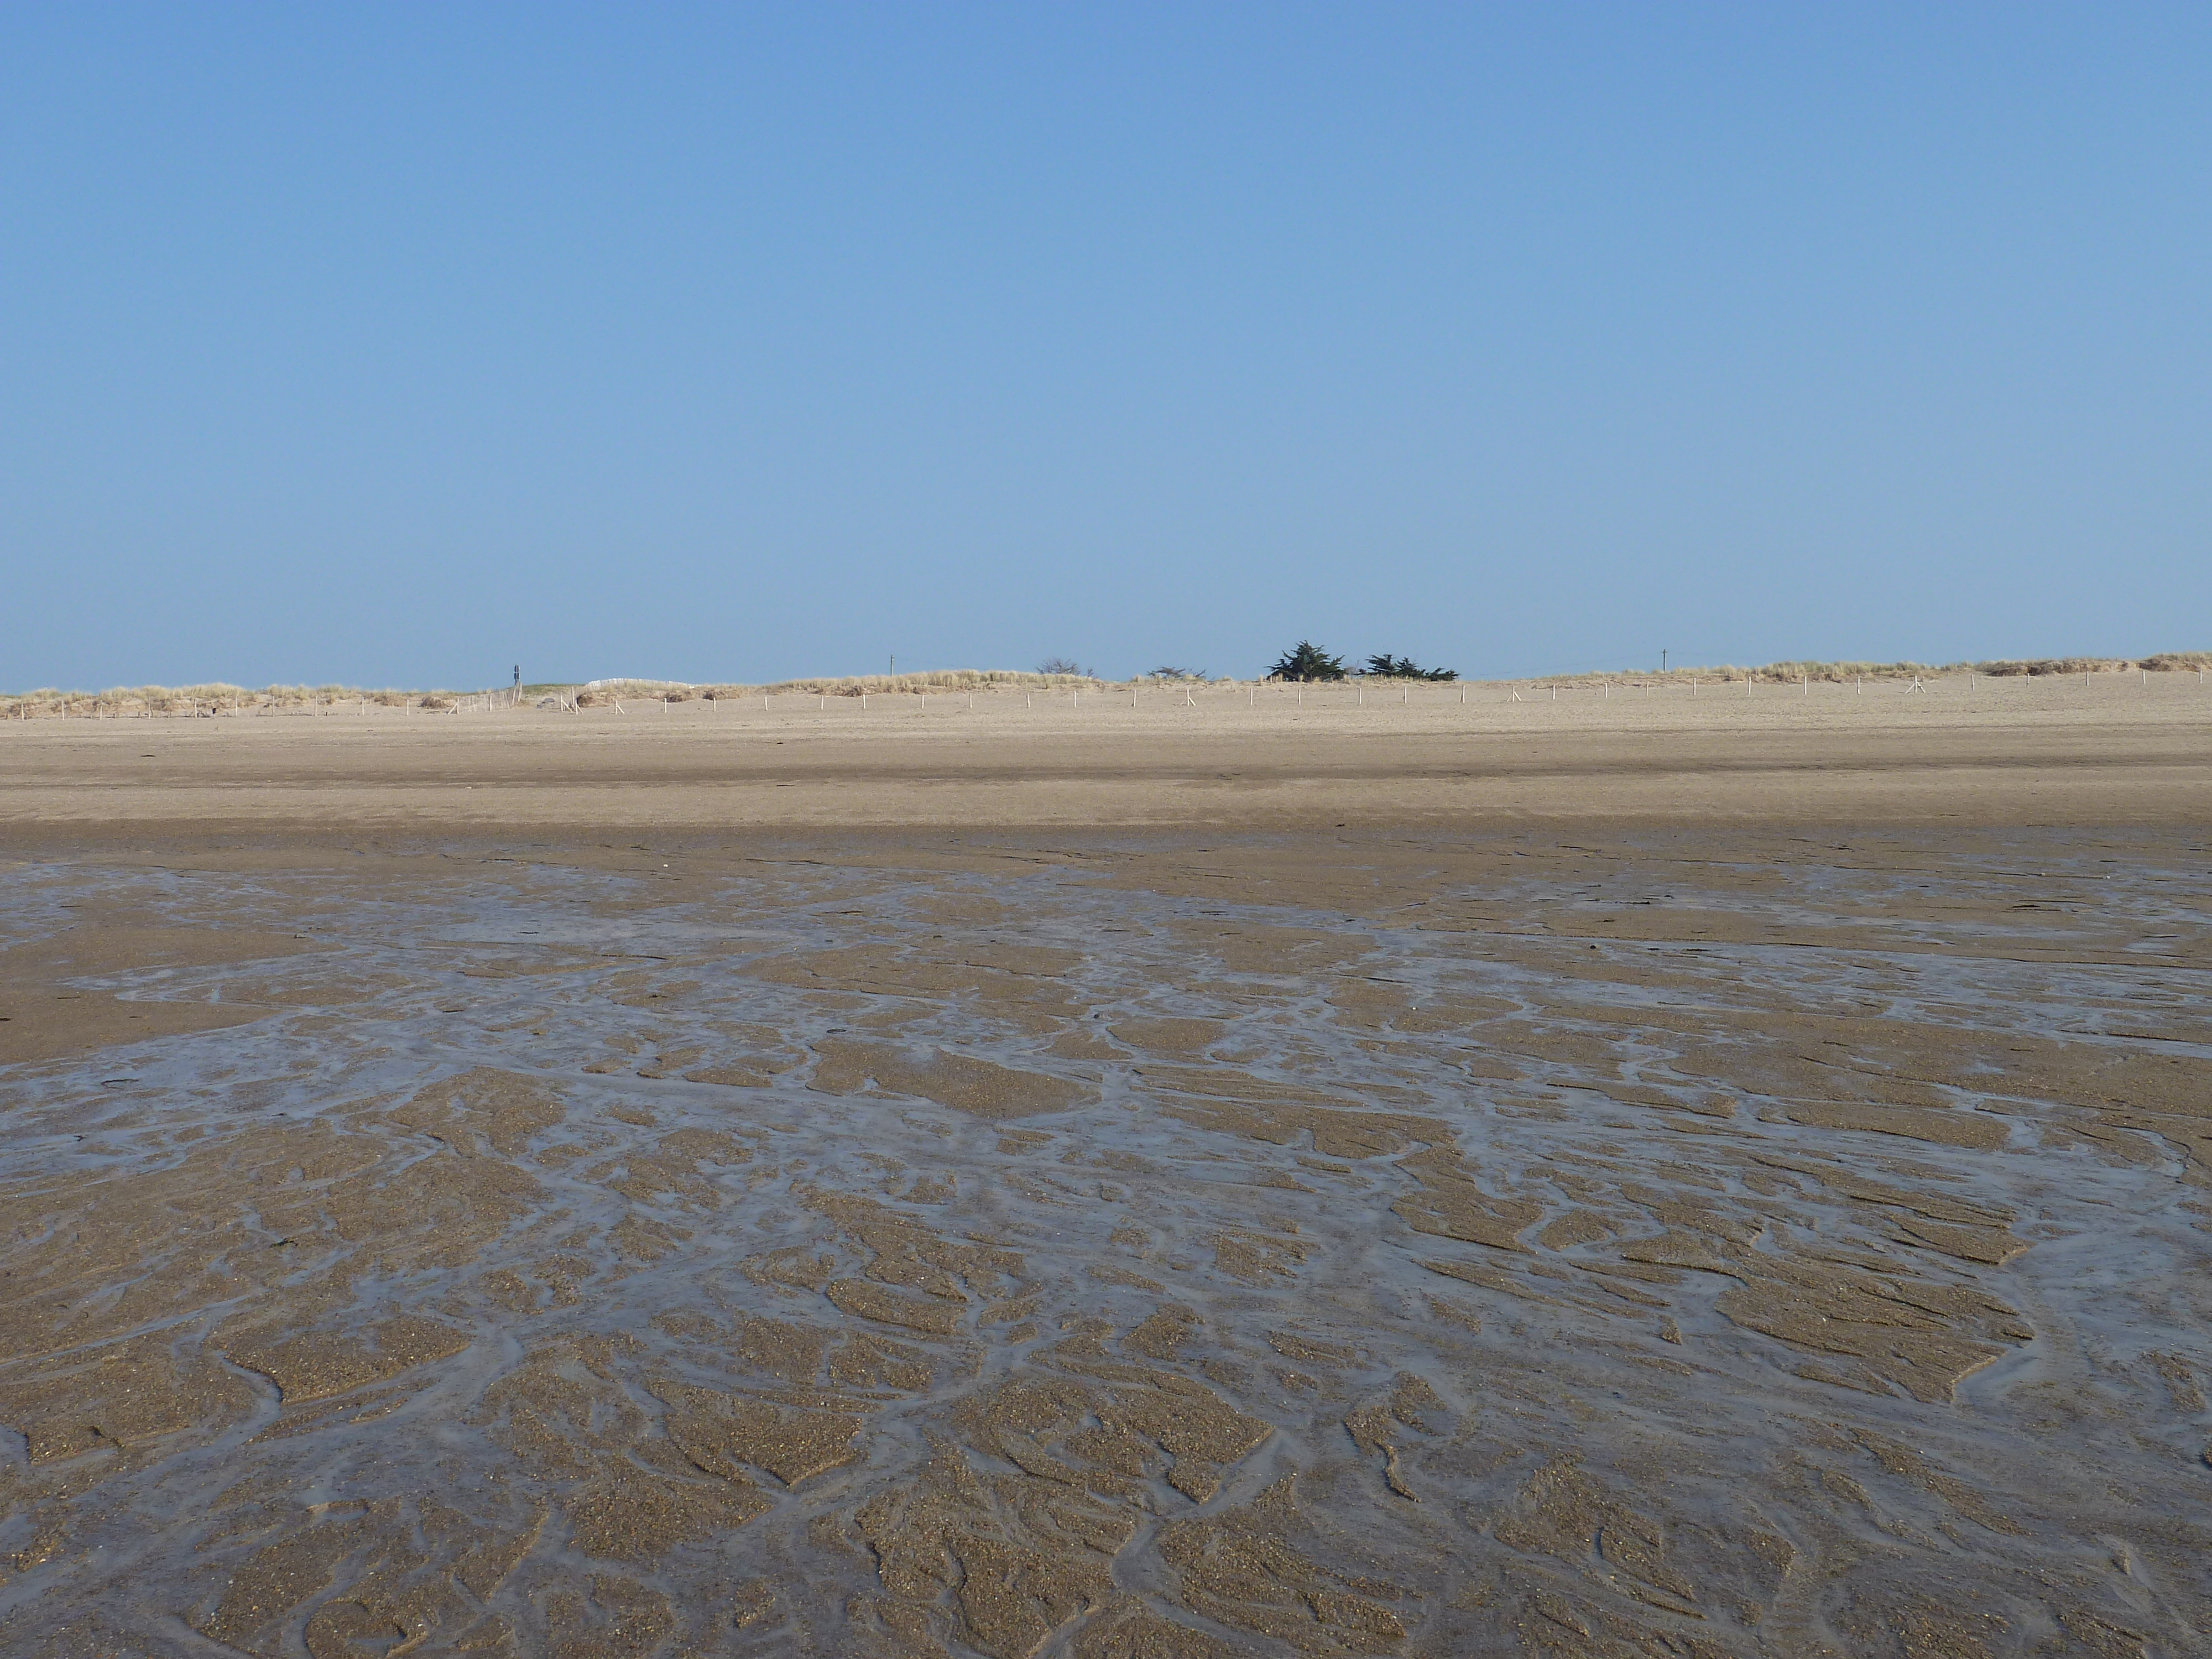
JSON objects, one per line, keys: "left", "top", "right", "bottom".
{"left": 2, "top": 691, "right": 2208, "bottom": 1656}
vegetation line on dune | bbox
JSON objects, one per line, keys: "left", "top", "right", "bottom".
{"left": 2, "top": 650, "right": 2206, "bottom": 719}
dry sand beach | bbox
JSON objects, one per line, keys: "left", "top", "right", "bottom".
{"left": 2, "top": 679, "right": 2209, "bottom": 1657}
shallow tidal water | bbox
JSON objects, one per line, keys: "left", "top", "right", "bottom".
{"left": 1, "top": 830, "right": 2209, "bottom": 1657}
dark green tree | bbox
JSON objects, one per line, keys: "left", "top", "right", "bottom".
{"left": 1363, "top": 653, "right": 1457, "bottom": 681}
{"left": 1269, "top": 641, "right": 1348, "bottom": 681}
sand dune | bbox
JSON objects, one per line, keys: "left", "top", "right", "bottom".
{"left": 1, "top": 671, "right": 2208, "bottom": 837}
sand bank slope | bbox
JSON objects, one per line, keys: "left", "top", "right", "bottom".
{"left": 1, "top": 675, "right": 2208, "bottom": 835}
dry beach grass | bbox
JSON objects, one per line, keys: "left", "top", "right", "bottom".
{"left": 7, "top": 651, "right": 2208, "bottom": 721}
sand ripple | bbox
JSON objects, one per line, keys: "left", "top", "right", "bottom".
{"left": 1, "top": 829, "right": 2207, "bottom": 1655}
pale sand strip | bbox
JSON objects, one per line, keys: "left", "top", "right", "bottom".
{"left": 1, "top": 680, "right": 2207, "bottom": 832}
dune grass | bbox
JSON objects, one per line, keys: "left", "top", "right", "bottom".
{"left": 1528, "top": 651, "right": 2212, "bottom": 687}
{"left": 4, "top": 652, "right": 2205, "bottom": 718}
{"left": 0, "top": 684, "right": 496, "bottom": 718}
{"left": 710, "top": 670, "right": 1105, "bottom": 700}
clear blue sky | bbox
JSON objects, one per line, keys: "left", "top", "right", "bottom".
{"left": 5, "top": 4, "right": 2207, "bottom": 688}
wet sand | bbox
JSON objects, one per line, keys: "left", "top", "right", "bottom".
{"left": 2, "top": 689, "right": 2209, "bottom": 1656}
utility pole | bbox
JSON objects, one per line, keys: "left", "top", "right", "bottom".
{"left": 1662, "top": 649, "right": 1667, "bottom": 672}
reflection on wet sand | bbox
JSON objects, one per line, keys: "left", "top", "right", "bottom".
{"left": 1, "top": 828, "right": 2208, "bottom": 1656}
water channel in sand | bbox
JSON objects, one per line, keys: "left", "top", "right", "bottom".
{"left": 1, "top": 828, "right": 2208, "bottom": 1656}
